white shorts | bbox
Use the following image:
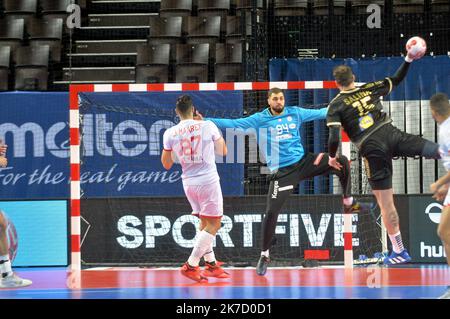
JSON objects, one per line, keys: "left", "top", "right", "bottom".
{"left": 183, "top": 181, "right": 223, "bottom": 218}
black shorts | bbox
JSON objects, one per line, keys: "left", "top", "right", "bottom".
{"left": 360, "top": 123, "right": 427, "bottom": 190}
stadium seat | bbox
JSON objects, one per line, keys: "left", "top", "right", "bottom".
{"left": 28, "top": 18, "right": 63, "bottom": 62}
{"left": 197, "top": 0, "right": 230, "bottom": 33}
{"left": 236, "top": 0, "right": 265, "bottom": 11}
{"left": 274, "top": 0, "right": 309, "bottom": 17}
{"left": 431, "top": 0, "right": 449, "bottom": 12}
{"left": 0, "top": 46, "right": 11, "bottom": 91}
{"left": 393, "top": 0, "right": 425, "bottom": 13}
{"left": 39, "top": 0, "right": 71, "bottom": 33}
{"left": 39, "top": 0, "right": 71, "bottom": 16}
{"left": 197, "top": 0, "right": 230, "bottom": 14}
{"left": 175, "top": 43, "right": 209, "bottom": 83}
{"left": 312, "top": 0, "right": 346, "bottom": 15}
{"left": 14, "top": 45, "right": 49, "bottom": 91}
{"left": 351, "top": 0, "right": 385, "bottom": 14}
{"left": 148, "top": 16, "right": 183, "bottom": 61}
{"left": 3, "top": 0, "right": 38, "bottom": 23}
{"left": 136, "top": 43, "right": 170, "bottom": 83}
{"left": 186, "top": 16, "right": 221, "bottom": 58}
{"left": 225, "top": 15, "right": 252, "bottom": 44}
{"left": 0, "top": 19, "right": 25, "bottom": 63}
{"left": 159, "top": 0, "right": 193, "bottom": 17}
{"left": 215, "top": 43, "right": 243, "bottom": 82}
{"left": 186, "top": 16, "right": 221, "bottom": 43}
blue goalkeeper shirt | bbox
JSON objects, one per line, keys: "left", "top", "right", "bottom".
{"left": 207, "top": 106, "right": 327, "bottom": 172}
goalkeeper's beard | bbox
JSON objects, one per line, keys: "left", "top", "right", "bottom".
{"left": 271, "top": 104, "right": 284, "bottom": 115}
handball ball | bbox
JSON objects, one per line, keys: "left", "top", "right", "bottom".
{"left": 405, "top": 36, "right": 427, "bottom": 60}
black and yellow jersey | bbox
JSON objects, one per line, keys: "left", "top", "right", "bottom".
{"left": 326, "top": 77, "right": 394, "bottom": 147}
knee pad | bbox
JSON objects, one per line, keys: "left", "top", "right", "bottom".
{"left": 421, "top": 141, "right": 441, "bottom": 159}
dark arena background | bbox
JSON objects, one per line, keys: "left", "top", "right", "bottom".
{"left": 0, "top": 0, "right": 449, "bottom": 303}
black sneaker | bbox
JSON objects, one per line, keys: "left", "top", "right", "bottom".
{"left": 256, "top": 255, "right": 270, "bottom": 276}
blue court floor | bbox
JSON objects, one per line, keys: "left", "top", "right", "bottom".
{"left": 0, "top": 264, "right": 448, "bottom": 299}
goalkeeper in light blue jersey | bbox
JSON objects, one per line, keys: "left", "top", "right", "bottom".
{"left": 196, "top": 87, "right": 362, "bottom": 276}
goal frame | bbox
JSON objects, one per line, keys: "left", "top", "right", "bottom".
{"left": 69, "top": 81, "right": 359, "bottom": 270}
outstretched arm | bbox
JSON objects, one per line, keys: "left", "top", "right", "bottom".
{"left": 296, "top": 107, "right": 328, "bottom": 122}
{"left": 194, "top": 109, "right": 259, "bottom": 130}
{"left": 386, "top": 43, "right": 424, "bottom": 90}
{"left": 389, "top": 60, "right": 411, "bottom": 87}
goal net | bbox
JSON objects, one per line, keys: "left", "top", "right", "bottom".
{"left": 69, "top": 82, "right": 386, "bottom": 268}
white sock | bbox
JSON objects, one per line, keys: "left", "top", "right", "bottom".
{"left": 343, "top": 196, "right": 354, "bottom": 206}
{"left": 0, "top": 255, "right": 12, "bottom": 278}
{"left": 188, "top": 231, "right": 215, "bottom": 267}
{"left": 388, "top": 232, "right": 405, "bottom": 254}
{"left": 261, "top": 250, "right": 269, "bottom": 258}
{"left": 203, "top": 243, "right": 216, "bottom": 263}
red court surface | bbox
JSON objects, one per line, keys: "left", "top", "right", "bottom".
{"left": 0, "top": 265, "right": 448, "bottom": 299}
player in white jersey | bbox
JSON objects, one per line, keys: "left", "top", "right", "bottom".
{"left": 0, "top": 142, "right": 32, "bottom": 288}
{"left": 161, "top": 95, "right": 229, "bottom": 282}
{"left": 429, "top": 93, "right": 450, "bottom": 299}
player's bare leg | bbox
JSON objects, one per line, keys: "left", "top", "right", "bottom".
{"left": 199, "top": 217, "right": 229, "bottom": 278}
{"left": 373, "top": 189, "right": 411, "bottom": 265}
{"left": 181, "top": 217, "right": 228, "bottom": 282}
{"left": 199, "top": 219, "right": 223, "bottom": 267}
{"left": 437, "top": 206, "right": 450, "bottom": 298}
{"left": 0, "top": 212, "right": 32, "bottom": 288}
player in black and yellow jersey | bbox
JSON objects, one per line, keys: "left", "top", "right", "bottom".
{"left": 327, "top": 48, "right": 441, "bottom": 265}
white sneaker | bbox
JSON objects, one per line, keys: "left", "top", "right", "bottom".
{"left": 0, "top": 274, "right": 32, "bottom": 288}
{"left": 438, "top": 287, "right": 450, "bottom": 299}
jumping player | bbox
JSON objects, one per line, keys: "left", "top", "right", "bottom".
{"left": 327, "top": 45, "right": 441, "bottom": 265}
{"left": 161, "top": 95, "right": 229, "bottom": 282}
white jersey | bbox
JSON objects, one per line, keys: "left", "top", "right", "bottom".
{"left": 438, "top": 116, "right": 450, "bottom": 172}
{"left": 163, "top": 119, "right": 222, "bottom": 186}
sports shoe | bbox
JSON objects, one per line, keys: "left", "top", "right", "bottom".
{"left": 383, "top": 250, "right": 411, "bottom": 265}
{"left": 0, "top": 274, "right": 32, "bottom": 288}
{"left": 438, "top": 286, "right": 450, "bottom": 299}
{"left": 256, "top": 255, "right": 270, "bottom": 276}
{"left": 202, "top": 262, "right": 230, "bottom": 278}
{"left": 180, "top": 262, "right": 208, "bottom": 283}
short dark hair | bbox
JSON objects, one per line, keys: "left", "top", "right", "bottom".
{"left": 176, "top": 95, "right": 193, "bottom": 116}
{"left": 333, "top": 65, "right": 354, "bottom": 87}
{"left": 430, "top": 93, "right": 450, "bottom": 117}
{"left": 268, "top": 87, "right": 284, "bottom": 98}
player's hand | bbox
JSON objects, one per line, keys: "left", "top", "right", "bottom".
{"left": 0, "top": 143, "right": 7, "bottom": 156}
{"left": 193, "top": 108, "right": 204, "bottom": 121}
{"left": 328, "top": 156, "right": 342, "bottom": 171}
{"left": 430, "top": 182, "right": 439, "bottom": 194}
{"left": 432, "top": 183, "right": 449, "bottom": 202}
{"left": 0, "top": 156, "right": 7, "bottom": 168}
{"left": 406, "top": 45, "right": 424, "bottom": 62}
